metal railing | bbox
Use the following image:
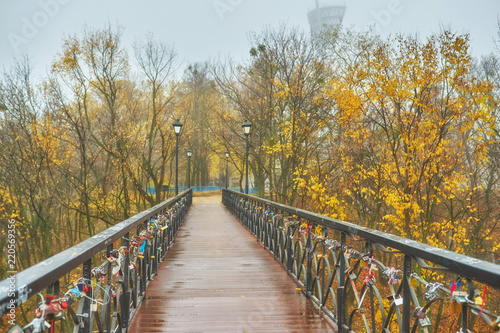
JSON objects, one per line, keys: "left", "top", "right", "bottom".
{"left": 222, "top": 189, "right": 500, "bottom": 333}
{"left": 1, "top": 189, "right": 192, "bottom": 333}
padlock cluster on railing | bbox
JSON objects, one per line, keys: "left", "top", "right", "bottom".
{"left": 1, "top": 190, "right": 192, "bottom": 333}
{"left": 223, "top": 189, "right": 500, "bottom": 333}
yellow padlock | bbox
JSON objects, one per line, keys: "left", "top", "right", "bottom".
{"left": 490, "top": 317, "right": 500, "bottom": 331}
{"left": 450, "top": 301, "right": 461, "bottom": 314}
{"left": 473, "top": 296, "right": 483, "bottom": 306}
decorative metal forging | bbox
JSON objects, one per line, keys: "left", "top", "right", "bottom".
{"left": 222, "top": 189, "right": 500, "bottom": 333}
{"left": 1, "top": 190, "right": 192, "bottom": 333}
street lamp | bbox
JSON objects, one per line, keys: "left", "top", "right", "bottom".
{"left": 242, "top": 120, "right": 252, "bottom": 194}
{"left": 173, "top": 119, "right": 183, "bottom": 195}
{"left": 186, "top": 149, "right": 192, "bottom": 188}
{"left": 225, "top": 151, "right": 230, "bottom": 189}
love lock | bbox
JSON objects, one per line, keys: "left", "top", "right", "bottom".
{"left": 8, "top": 325, "right": 24, "bottom": 333}
{"left": 109, "top": 249, "right": 119, "bottom": 259}
{"left": 419, "top": 317, "right": 432, "bottom": 327}
{"left": 424, "top": 291, "right": 438, "bottom": 301}
{"left": 413, "top": 307, "right": 426, "bottom": 319}
{"left": 115, "top": 273, "right": 124, "bottom": 283}
{"left": 424, "top": 282, "right": 442, "bottom": 302}
{"left": 76, "top": 313, "right": 89, "bottom": 329}
{"left": 76, "top": 278, "right": 89, "bottom": 294}
{"left": 363, "top": 267, "right": 376, "bottom": 286}
{"left": 35, "top": 299, "right": 65, "bottom": 321}
{"left": 92, "top": 267, "right": 106, "bottom": 280}
{"left": 413, "top": 307, "right": 432, "bottom": 328}
{"left": 383, "top": 267, "right": 402, "bottom": 285}
{"left": 452, "top": 291, "right": 468, "bottom": 304}
{"left": 23, "top": 317, "right": 51, "bottom": 333}
{"left": 490, "top": 316, "right": 500, "bottom": 331}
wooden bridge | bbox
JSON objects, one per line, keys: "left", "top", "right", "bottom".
{"left": 129, "top": 196, "right": 336, "bottom": 332}
{"left": 1, "top": 189, "right": 499, "bottom": 333}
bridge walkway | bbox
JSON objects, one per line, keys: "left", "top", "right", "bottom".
{"left": 128, "top": 196, "right": 337, "bottom": 332}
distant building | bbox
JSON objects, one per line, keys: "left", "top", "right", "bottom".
{"left": 307, "top": 0, "right": 346, "bottom": 35}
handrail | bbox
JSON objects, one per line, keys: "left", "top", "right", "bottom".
{"left": 1, "top": 189, "right": 192, "bottom": 332}
{"left": 225, "top": 191, "right": 500, "bottom": 287}
{"left": 223, "top": 189, "right": 500, "bottom": 333}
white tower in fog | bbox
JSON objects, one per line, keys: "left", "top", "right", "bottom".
{"left": 307, "top": 0, "right": 346, "bottom": 35}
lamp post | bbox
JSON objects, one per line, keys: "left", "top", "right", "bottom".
{"left": 225, "top": 151, "right": 229, "bottom": 189}
{"left": 186, "top": 149, "right": 192, "bottom": 188}
{"left": 242, "top": 120, "right": 252, "bottom": 194}
{"left": 173, "top": 119, "right": 183, "bottom": 195}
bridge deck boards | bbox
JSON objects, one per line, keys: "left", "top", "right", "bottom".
{"left": 128, "top": 196, "right": 337, "bottom": 332}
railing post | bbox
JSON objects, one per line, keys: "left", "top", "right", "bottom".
{"left": 286, "top": 223, "right": 293, "bottom": 273}
{"left": 462, "top": 279, "right": 474, "bottom": 333}
{"left": 402, "top": 255, "right": 412, "bottom": 333}
{"left": 175, "top": 204, "right": 180, "bottom": 236}
{"left": 272, "top": 210, "right": 278, "bottom": 258}
{"left": 247, "top": 200, "right": 251, "bottom": 229}
{"left": 141, "top": 221, "right": 148, "bottom": 293}
{"left": 169, "top": 217, "right": 173, "bottom": 248}
{"left": 337, "top": 231, "right": 347, "bottom": 332}
{"left": 106, "top": 244, "right": 113, "bottom": 284}
{"left": 106, "top": 244, "right": 113, "bottom": 333}
{"left": 82, "top": 258, "right": 92, "bottom": 333}
{"left": 122, "top": 232, "right": 130, "bottom": 329}
{"left": 306, "top": 223, "right": 313, "bottom": 298}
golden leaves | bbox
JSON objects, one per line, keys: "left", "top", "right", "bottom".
{"left": 294, "top": 172, "right": 346, "bottom": 220}
{"left": 312, "top": 29, "right": 498, "bottom": 252}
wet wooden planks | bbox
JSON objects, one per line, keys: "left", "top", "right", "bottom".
{"left": 128, "top": 196, "right": 337, "bottom": 332}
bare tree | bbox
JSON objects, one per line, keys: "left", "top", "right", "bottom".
{"left": 134, "top": 34, "right": 179, "bottom": 204}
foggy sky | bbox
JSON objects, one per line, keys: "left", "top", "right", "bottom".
{"left": 0, "top": 0, "right": 499, "bottom": 78}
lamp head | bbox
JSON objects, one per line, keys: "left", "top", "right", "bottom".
{"left": 242, "top": 120, "right": 252, "bottom": 135}
{"left": 173, "top": 119, "right": 183, "bottom": 135}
